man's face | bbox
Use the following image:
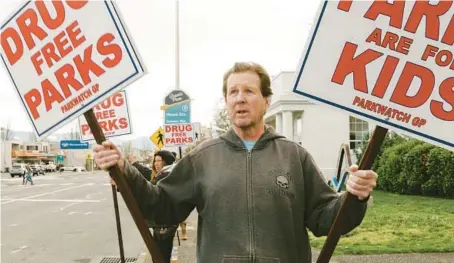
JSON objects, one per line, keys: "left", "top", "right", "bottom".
{"left": 154, "top": 156, "right": 164, "bottom": 173}
{"left": 225, "top": 71, "right": 269, "bottom": 130}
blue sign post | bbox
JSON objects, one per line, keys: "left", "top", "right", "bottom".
{"left": 60, "top": 140, "right": 89, "bottom": 149}
{"left": 164, "top": 102, "right": 191, "bottom": 124}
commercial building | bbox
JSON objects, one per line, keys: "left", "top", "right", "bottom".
{"left": 264, "top": 71, "right": 373, "bottom": 179}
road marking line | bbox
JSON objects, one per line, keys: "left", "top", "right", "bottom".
{"left": 11, "top": 245, "right": 27, "bottom": 254}
{"left": 0, "top": 184, "right": 92, "bottom": 205}
{"left": 60, "top": 183, "right": 74, "bottom": 186}
{"left": 2, "top": 198, "right": 100, "bottom": 203}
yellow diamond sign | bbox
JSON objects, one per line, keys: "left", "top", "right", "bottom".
{"left": 150, "top": 127, "right": 165, "bottom": 149}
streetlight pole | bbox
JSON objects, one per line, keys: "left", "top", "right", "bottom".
{"left": 175, "top": 0, "right": 180, "bottom": 90}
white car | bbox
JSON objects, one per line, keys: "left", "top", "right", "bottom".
{"left": 60, "top": 166, "right": 86, "bottom": 172}
{"left": 9, "top": 164, "right": 26, "bottom": 178}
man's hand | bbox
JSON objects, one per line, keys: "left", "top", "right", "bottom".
{"left": 93, "top": 141, "right": 125, "bottom": 172}
{"left": 346, "top": 165, "right": 377, "bottom": 200}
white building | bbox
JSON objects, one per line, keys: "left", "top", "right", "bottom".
{"left": 264, "top": 71, "right": 372, "bottom": 180}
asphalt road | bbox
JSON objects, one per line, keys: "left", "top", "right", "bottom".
{"left": 1, "top": 171, "right": 146, "bottom": 263}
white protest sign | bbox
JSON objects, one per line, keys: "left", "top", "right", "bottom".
{"left": 293, "top": 1, "right": 454, "bottom": 151}
{"left": 0, "top": 0, "right": 146, "bottom": 137}
{"left": 164, "top": 124, "right": 194, "bottom": 147}
{"left": 78, "top": 91, "right": 131, "bottom": 141}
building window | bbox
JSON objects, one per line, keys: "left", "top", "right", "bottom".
{"left": 26, "top": 145, "right": 38, "bottom": 151}
{"left": 349, "top": 116, "right": 369, "bottom": 151}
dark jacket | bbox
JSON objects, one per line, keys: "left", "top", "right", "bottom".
{"left": 122, "top": 127, "right": 369, "bottom": 263}
{"left": 131, "top": 162, "right": 152, "bottom": 181}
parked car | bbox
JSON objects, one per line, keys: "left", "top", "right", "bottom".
{"left": 60, "top": 166, "right": 86, "bottom": 172}
{"left": 44, "top": 162, "right": 57, "bottom": 172}
{"left": 30, "top": 164, "right": 45, "bottom": 176}
{"left": 9, "top": 164, "right": 26, "bottom": 178}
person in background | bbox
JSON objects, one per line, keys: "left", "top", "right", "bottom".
{"left": 149, "top": 150, "right": 179, "bottom": 263}
{"left": 24, "top": 165, "right": 34, "bottom": 185}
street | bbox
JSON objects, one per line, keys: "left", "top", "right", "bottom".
{"left": 1, "top": 171, "right": 145, "bottom": 263}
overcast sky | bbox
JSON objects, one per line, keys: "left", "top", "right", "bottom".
{"left": 0, "top": 0, "right": 320, "bottom": 139}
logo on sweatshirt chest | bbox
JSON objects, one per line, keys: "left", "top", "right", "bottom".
{"left": 265, "top": 168, "right": 295, "bottom": 200}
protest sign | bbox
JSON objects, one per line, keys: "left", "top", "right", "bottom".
{"left": 79, "top": 91, "right": 131, "bottom": 141}
{"left": 164, "top": 123, "right": 194, "bottom": 147}
{"left": 293, "top": 2, "right": 454, "bottom": 262}
{"left": 0, "top": 0, "right": 145, "bottom": 137}
{"left": 293, "top": 0, "right": 454, "bottom": 152}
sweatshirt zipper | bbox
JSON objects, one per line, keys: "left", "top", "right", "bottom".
{"left": 246, "top": 150, "right": 255, "bottom": 261}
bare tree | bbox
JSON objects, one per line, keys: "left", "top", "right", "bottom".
{"left": 1, "top": 121, "right": 12, "bottom": 141}
{"left": 122, "top": 141, "right": 133, "bottom": 158}
{"left": 29, "top": 132, "right": 38, "bottom": 142}
{"left": 213, "top": 98, "right": 231, "bottom": 134}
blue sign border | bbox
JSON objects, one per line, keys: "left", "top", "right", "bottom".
{"left": 292, "top": 0, "right": 453, "bottom": 149}
{"left": 1, "top": 1, "right": 143, "bottom": 137}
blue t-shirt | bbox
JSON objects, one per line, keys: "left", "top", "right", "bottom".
{"left": 242, "top": 140, "right": 256, "bottom": 151}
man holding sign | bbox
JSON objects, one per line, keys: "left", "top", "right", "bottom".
{"left": 94, "top": 62, "right": 377, "bottom": 263}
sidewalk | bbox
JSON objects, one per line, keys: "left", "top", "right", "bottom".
{"left": 136, "top": 211, "right": 454, "bottom": 263}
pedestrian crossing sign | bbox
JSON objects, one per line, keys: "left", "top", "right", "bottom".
{"left": 150, "top": 127, "right": 165, "bottom": 149}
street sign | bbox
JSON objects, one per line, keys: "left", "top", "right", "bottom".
{"left": 0, "top": 1, "right": 146, "bottom": 137}
{"left": 60, "top": 140, "right": 89, "bottom": 149}
{"left": 293, "top": 1, "right": 454, "bottom": 152}
{"left": 56, "top": 155, "right": 64, "bottom": 162}
{"left": 164, "top": 90, "right": 190, "bottom": 105}
{"left": 192, "top": 122, "right": 201, "bottom": 141}
{"left": 164, "top": 102, "right": 191, "bottom": 124}
{"left": 163, "top": 124, "right": 194, "bottom": 147}
{"left": 150, "top": 127, "right": 165, "bottom": 149}
{"left": 163, "top": 90, "right": 191, "bottom": 124}
{"left": 78, "top": 91, "right": 132, "bottom": 141}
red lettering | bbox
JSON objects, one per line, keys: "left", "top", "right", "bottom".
{"left": 364, "top": 1, "right": 405, "bottom": 29}
{"left": 99, "top": 121, "right": 107, "bottom": 131}
{"left": 66, "top": 21, "right": 85, "bottom": 50}
{"left": 119, "top": 118, "right": 128, "bottom": 129}
{"left": 97, "top": 33, "right": 122, "bottom": 68}
{"left": 31, "top": 51, "right": 44, "bottom": 76}
{"left": 337, "top": 0, "right": 353, "bottom": 12}
{"left": 81, "top": 124, "right": 90, "bottom": 135}
{"left": 371, "top": 55, "right": 399, "bottom": 98}
{"left": 41, "top": 42, "right": 61, "bottom": 68}
{"left": 73, "top": 45, "right": 106, "bottom": 86}
{"left": 111, "top": 93, "right": 124, "bottom": 107}
{"left": 108, "top": 119, "right": 119, "bottom": 131}
{"left": 24, "top": 89, "right": 42, "bottom": 120}
{"left": 54, "top": 30, "right": 72, "bottom": 59}
{"left": 55, "top": 64, "right": 83, "bottom": 98}
{"left": 430, "top": 78, "right": 454, "bottom": 121}
{"left": 441, "top": 16, "right": 454, "bottom": 45}
{"left": 404, "top": 1, "right": 452, "bottom": 41}
{"left": 16, "top": 8, "right": 48, "bottom": 50}
{"left": 390, "top": 62, "right": 435, "bottom": 108}
{"left": 35, "top": 0, "right": 66, "bottom": 30}
{"left": 1, "top": 28, "right": 24, "bottom": 66}
{"left": 331, "top": 42, "right": 383, "bottom": 93}
{"left": 42, "top": 79, "right": 65, "bottom": 112}
{"left": 65, "top": 0, "right": 89, "bottom": 10}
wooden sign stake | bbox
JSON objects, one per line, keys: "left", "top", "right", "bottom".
{"left": 83, "top": 109, "right": 164, "bottom": 263}
{"left": 316, "top": 126, "right": 388, "bottom": 263}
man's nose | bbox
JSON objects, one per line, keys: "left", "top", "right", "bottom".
{"left": 236, "top": 91, "right": 246, "bottom": 102}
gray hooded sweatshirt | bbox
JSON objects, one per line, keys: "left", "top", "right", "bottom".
{"left": 123, "top": 127, "right": 368, "bottom": 262}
